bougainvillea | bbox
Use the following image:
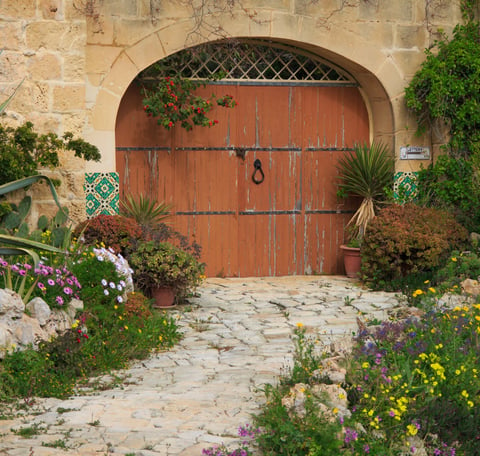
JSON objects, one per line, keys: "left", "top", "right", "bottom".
{"left": 142, "top": 75, "right": 237, "bottom": 131}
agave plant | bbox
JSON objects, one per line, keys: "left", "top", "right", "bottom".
{"left": 336, "top": 141, "right": 394, "bottom": 243}
{"left": 0, "top": 175, "right": 66, "bottom": 264}
{"left": 120, "top": 193, "right": 171, "bottom": 230}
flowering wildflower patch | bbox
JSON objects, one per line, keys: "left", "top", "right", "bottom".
{"left": 346, "top": 302, "right": 480, "bottom": 454}
{"left": 0, "top": 257, "right": 81, "bottom": 307}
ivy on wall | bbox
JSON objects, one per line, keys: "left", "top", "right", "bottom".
{"left": 405, "top": 1, "right": 480, "bottom": 232}
{"left": 405, "top": 21, "right": 480, "bottom": 157}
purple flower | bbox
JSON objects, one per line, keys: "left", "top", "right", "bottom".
{"left": 56, "top": 296, "right": 64, "bottom": 305}
{"left": 18, "top": 269, "right": 26, "bottom": 276}
{"left": 63, "top": 286, "right": 73, "bottom": 295}
{"left": 48, "top": 279, "right": 55, "bottom": 286}
{"left": 38, "top": 282, "right": 46, "bottom": 291}
{"left": 11, "top": 264, "right": 19, "bottom": 272}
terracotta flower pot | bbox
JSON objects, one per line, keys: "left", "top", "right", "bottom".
{"left": 340, "top": 245, "right": 361, "bottom": 278}
{"left": 151, "top": 287, "right": 175, "bottom": 308}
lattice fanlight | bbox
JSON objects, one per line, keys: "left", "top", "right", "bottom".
{"left": 139, "top": 40, "right": 357, "bottom": 85}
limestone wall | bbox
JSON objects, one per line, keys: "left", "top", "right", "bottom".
{"left": 0, "top": 0, "right": 466, "bottom": 221}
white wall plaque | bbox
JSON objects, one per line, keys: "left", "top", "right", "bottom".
{"left": 400, "top": 146, "right": 430, "bottom": 160}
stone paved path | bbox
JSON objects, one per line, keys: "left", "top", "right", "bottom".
{"left": 0, "top": 276, "right": 407, "bottom": 456}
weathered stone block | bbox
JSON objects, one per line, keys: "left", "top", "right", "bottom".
{"left": 53, "top": 84, "right": 86, "bottom": 111}
{"left": 39, "top": 0, "right": 64, "bottom": 20}
{"left": 0, "top": 22, "right": 23, "bottom": 49}
{"left": 27, "top": 52, "right": 62, "bottom": 81}
{"left": 359, "top": 0, "right": 414, "bottom": 22}
{"left": 395, "top": 25, "right": 427, "bottom": 50}
{"left": 114, "top": 18, "right": 158, "bottom": 47}
{"left": 86, "top": 45, "right": 123, "bottom": 75}
{"left": 0, "top": 0, "right": 36, "bottom": 19}
{"left": 64, "top": 54, "right": 86, "bottom": 82}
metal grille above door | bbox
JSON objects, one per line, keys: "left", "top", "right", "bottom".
{"left": 138, "top": 40, "right": 358, "bottom": 86}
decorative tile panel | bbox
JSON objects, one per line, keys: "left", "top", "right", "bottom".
{"left": 84, "top": 172, "right": 119, "bottom": 218}
{"left": 393, "top": 171, "right": 418, "bottom": 200}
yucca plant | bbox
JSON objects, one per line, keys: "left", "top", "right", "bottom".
{"left": 120, "top": 193, "right": 171, "bottom": 231}
{"left": 336, "top": 141, "right": 394, "bottom": 244}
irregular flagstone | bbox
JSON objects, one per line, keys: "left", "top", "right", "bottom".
{"left": 0, "top": 276, "right": 407, "bottom": 455}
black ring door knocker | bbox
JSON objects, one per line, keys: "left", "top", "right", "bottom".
{"left": 252, "top": 158, "right": 265, "bottom": 185}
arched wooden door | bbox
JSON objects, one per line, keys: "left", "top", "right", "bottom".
{"left": 116, "top": 81, "right": 368, "bottom": 277}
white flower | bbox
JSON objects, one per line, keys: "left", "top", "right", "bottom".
{"left": 104, "top": 289, "right": 110, "bottom": 295}
{"left": 101, "top": 279, "right": 108, "bottom": 286}
{"left": 109, "top": 282, "right": 115, "bottom": 289}
{"left": 117, "top": 284, "right": 123, "bottom": 291}
{"left": 117, "top": 296, "right": 123, "bottom": 303}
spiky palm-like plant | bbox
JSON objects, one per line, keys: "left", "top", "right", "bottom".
{"left": 120, "top": 193, "right": 171, "bottom": 231}
{"left": 336, "top": 142, "right": 394, "bottom": 244}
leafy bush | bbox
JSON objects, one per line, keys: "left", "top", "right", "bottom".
{"left": 361, "top": 203, "right": 468, "bottom": 288}
{"left": 434, "top": 251, "right": 480, "bottom": 291}
{"left": 415, "top": 154, "right": 480, "bottom": 232}
{"left": 73, "top": 214, "right": 142, "bottom": 255}
{"left": 129, "top": 240, "right": 205, "bottom": 299}
{"left": 0, "top": 122, "right": 100, "bottom": 185}
{"left": 405, "top": 21, "right": 480, "bottom": 157}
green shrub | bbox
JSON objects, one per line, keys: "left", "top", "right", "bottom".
{"left": 0, "top": 122, "right": 100, "bottom": 185}
{"left": 416, "top": 154, "right": 480, "bottom": 233}
{"left": 434, "top": 250, "right": 480, "bottom": 291}
{"left": 73, "top": 214, "right": 142, "bottom": 255}
{"left": 361, "top": 203, "right": 468, "bottom": 288}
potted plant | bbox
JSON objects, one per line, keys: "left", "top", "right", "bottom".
{"left": 336, "top": 141, "right": 394, "bottom": 278}
{"left": 129, "top": 240, "right": 205, "bottom": 308}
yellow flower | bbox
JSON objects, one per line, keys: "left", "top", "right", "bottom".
{"left": 332, "top": 407, "right": 339, "bottom": 414}
{"left": 296, "top": 322, "right": 304, "bottom": 328}
{"left": 412, "top": 289, "right": 423, "bottom": 297}
{"left": 428, "top": 287, "right": 436, "bottom": 293}
{"left": 424, "top": 280, "right": 430, "bottom": 284}
{"left": 461, "top": 390, "right": 469, "bottom": 399}
{"left": 124, "top": 325, "right": 128, "bottom": 330}
{"left": 362, "top": 362, "right": 370, "bottom": 369}
{"left": 451, "top": 257, "right": 457, "bottom": 262}
{"left": 468, "top": 400, "right": 474, "bottom": 408}
{"left": 406, "top": 424, "right": 418, "bottom": 436}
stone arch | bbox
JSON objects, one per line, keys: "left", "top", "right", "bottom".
{"left": 87, "top": 14, "right": 398, "bottom": 172}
